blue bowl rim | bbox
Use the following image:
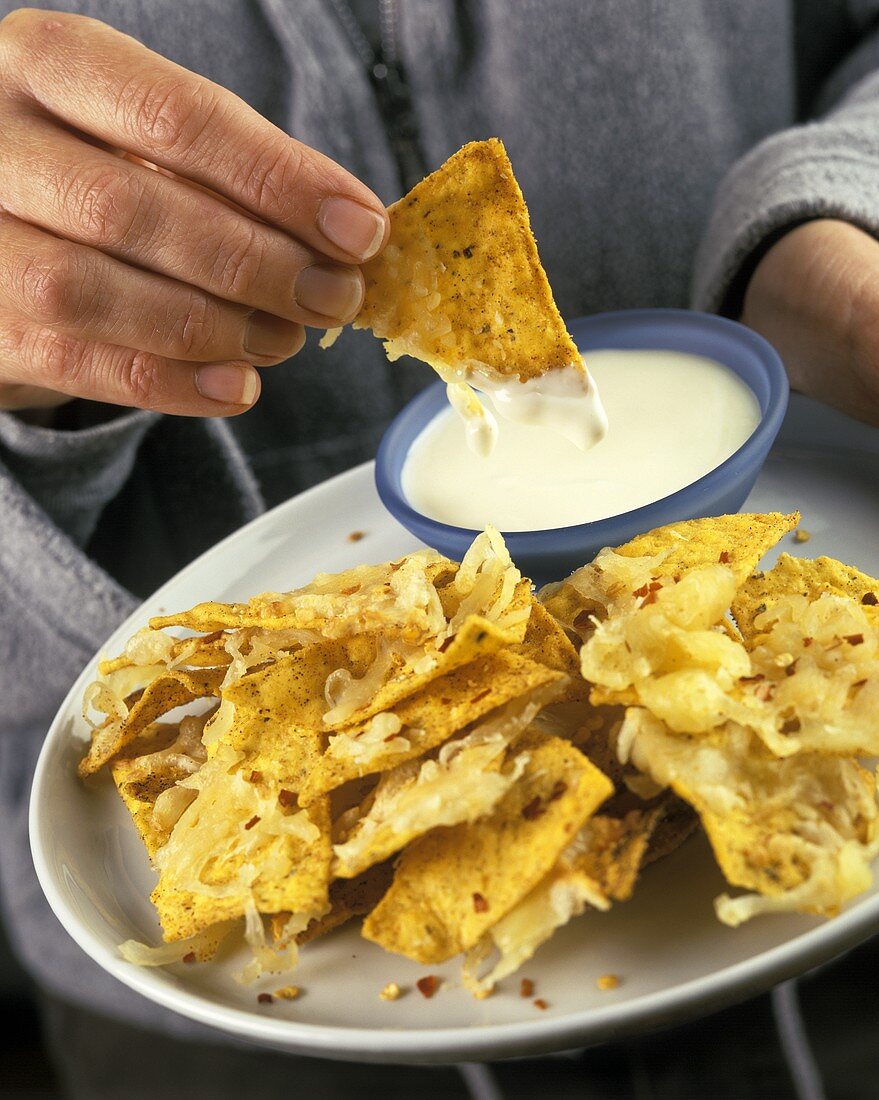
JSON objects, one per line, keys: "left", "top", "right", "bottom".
{"left": 375, "top": 308, "right": 790, "bottom": 549}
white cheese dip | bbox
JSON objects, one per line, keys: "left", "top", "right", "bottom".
{"left": 402, "top": 349, "right": 761, "bottom": 532}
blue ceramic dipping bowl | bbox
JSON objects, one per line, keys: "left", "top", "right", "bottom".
{"left": 375, "top": 309, "right": 789, "bottom": 584}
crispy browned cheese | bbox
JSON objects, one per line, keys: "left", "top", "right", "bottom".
{"left": 732, "top": 553, "right": 879, "bottom": 646}
{"left": 362, "top": 732, "right": 612, "bottom": 963}
{"left": 354, "top": 139, "right": 581, "bottom": 381}
{"left": 80, "top": 668, "right": 223, "bottom": 777}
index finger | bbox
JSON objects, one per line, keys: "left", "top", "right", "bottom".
{"left": 0, "top": 9, "right": 390, "bottom": 263}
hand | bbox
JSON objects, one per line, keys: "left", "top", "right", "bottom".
{"left": 741, "top": 219, "right": 879, "bottom": 425}
{"left": 0, "top": 9, "right": 389, "bottom": 416}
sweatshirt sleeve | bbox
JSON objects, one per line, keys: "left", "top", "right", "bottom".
{"left": 692, "top": 7, "right": 879, "bottom": 315}
{"left": 0, "top": 407, "right": 157, "bottom": 547}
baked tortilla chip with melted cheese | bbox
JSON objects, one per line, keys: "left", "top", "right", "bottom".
{"left": 732, "top": 553, "right": 879, "bottom": 646}
{"left": 362, "top": 732, "right": 612, "bottom": 964}
{"left": 299, "top": 651, "right": 565, "bottom": 805}
{"left": 353, "top": 138, "right": 581, "bottom": 382}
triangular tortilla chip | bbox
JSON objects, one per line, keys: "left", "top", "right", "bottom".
{"left": 732, "top": 553, "right": 879, "bottom": 645}
{"left": 614, "top": 512, "right": 800, "bottom": 589}
{"left": 354, "top": 138, "right": 581, "bottom": 381}
{"left": 362, "top": 732, "right": 612, "bottom": 963}
{"left": 80, "top": 668, "right": 223, "bottom": 777}
{"left": 331, "top": 684, "right": 557, "bottom": 878}
{"left": 299, "top": 651, "right": 564, "bottom": 805}
{"left": 620, "top": 708, "right": 879, "bottom": 924}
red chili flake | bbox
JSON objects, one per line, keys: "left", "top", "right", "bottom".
{"left": 471, "top": 689, "right": 491, "bottom": 703}
{"left": 673, "top": 574, "right": 682, "bottom": 583}
{"left": 755, "top": 683, "right": 775, "bottom": 702}
{"left": 845, "top": 634, "right": 865, "bottom": 646}
{"left": 257, "top": 993, "right": 274, "bottom": 1004}
{"left": 522, "top": 797, "right": 545, "bottom": 821}
{"left": 347, "top": 531, "right": 365, "bottom": 543}
{"left": 249, "top": 770, "right": 263, "bottom": 784}
{"left": 633, "top": 583, "right": 650, "bottom": 598}
{"left": 341, "top": 585, "right": 361, "bottom": 596}
{"left": 785, "top": 660, "right": 799, "bottom": 677}
{"left": 472, "top": 892, "right": 489, "bottom": 913}
{"left": 438, "top": 636, "right": 455, "bottom": 653}
{"left": 182, "top": 952, "right": 197, "bottom": 965}
{"left": 780, "top": 717, "right": 801, "bottom": 734}
{"left": 641, "top": 591, "right": 660, "bottom": 606}
{"left": 648, "top": 581, "right": 663, "bottom": 592}
{"left": 533, "top": 998, "right": 549, "bottom": 1011}
{"left": 520, "top": 979, "right": 535, "bottom": 998}
{"left": 719, "top": 551, "right": 731, "bottom": 564}
{"left": 278, "top": 789, "right": 297, "bottom": 809}
{"left": 416, "top": 976, "right": 440, "bottom": 999}
{"left": 244, "top": 815, "right": 260, "bottom": 831}
{"left": 862, "top": 592, "right": 878, "bottom": 606}
{"left": 803, "top": 637, "right": 813, "bottom": 648}
{"left": 547, "top": 781, "right": 568, "bottom": 802}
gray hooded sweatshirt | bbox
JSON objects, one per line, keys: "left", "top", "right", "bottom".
{"left": 2, "top": 0, "right": 879, "bottom": 1037}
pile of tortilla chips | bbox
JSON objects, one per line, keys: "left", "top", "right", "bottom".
{"left": 80, "top": 513, "right": 879, "bottom": 996}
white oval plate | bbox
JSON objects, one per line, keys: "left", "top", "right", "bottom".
{"left": 29, "top": 395, "right": 879, "bottom": 1064}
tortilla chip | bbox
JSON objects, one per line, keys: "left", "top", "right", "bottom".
{"left": 299, "top": 651, "right": 564, "bottom": 805}
{"left": 570, "top": 803, "right": 667, "bottom": 902}
{"left": 323, "top": 614, "right": 522, "bottom": 731}
{"left": 615, "top": 512, "right": 800, "bottom": 589}
{"left": 362, "top": 732, "right": 612, "bottom": 963}
{"left": 273, "top": 861, "right": 396, "bottom": 946}
{"left": 354, "top": 138, "right": 581, "bottom": 381}
{"left": 80, "top": 668, "right": 223, "bottom": 777}
{"left": 513, "top": 600, "right": 587, "bottom": 702}
{"left": 733, "top": 553, "right": 879, "bottom": 645}
{"left": 149, "top": 553, "right": 455, "bottom": 641}
{"left": 111, "top": 723, "right": 191, "bottom": 858}
{"left": 330, "top": 684, "right": 556, "bottom": 878}
{"left": 620, "top": 708, "right": 879, "bottom": 922}
{"left": 151, "top": 791, "right": 331, "bottom": 942}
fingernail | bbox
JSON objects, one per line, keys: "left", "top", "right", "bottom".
{"left": 318, "top": 197, "right": 386, "bottom": 261}
{"left": 295, "top": 263, "right": 364, "bottom": 321}
{"left": 244, "top": 312, "right": 301, "bottom": 360}
{"left": 195, "top": 363, "right": 259, "bottom": 405}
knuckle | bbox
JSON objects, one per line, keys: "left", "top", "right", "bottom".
{"left": 57, "top": 164, "right": 142, "bottom": 249}
{"left": 236, "top": 141, "right": 303, "bottom": 220}
{"left": 208, "top": 221, "right": 266, "bottom": 301}
{"left": 13, "top": 249, "right": 80, "bottom": 326}
{"left": 34, "top": 328, "right": 84, "bottom": 389}
{"left": 124, "top": 349, "right": 163, "bottom": 408}
{"left": 117, "top": 74, "right": 215, "bottom": 155}
{"left": 173, "top": 294, "right": 222, "bottom": 358}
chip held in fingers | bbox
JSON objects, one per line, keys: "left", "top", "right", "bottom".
{"left": 350, "top": 139, "right": 607, "bottom": 453}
